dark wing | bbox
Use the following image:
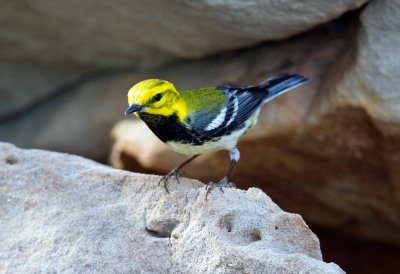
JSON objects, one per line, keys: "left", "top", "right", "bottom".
{"left": 186, "top": 88, "right": 265, "bottom": 138}
{"left": 190, "top": 73, "right": 307, "bottom": 138}
{"left": 204, "top": 88, "right": 266, "bottom": 137}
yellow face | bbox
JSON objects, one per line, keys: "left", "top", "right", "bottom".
{"left": 126, "top": 79, "right": 182, "bottom": 118}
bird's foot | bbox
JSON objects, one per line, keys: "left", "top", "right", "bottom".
{"left": 205, "top": 177, "right": 236, "bottom": 200}
{"left": 158, "top": 168, "right": 183, "bottom": 193}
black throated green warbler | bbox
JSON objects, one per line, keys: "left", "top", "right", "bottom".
{"left": 125, "top": 73, "right": 307, "bottom": 198}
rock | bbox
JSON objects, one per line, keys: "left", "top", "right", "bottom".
{"left": 110, "top": 1, "right": 400, "bottom": 247}
{"left": 0, "top": 142, "right": 344, "bottom": 273}
{"left": 0, "top": 22, "right": 344, "bottom": 162}
{"left": 301, "top": 0, "right": 400, "bottom": 242}
{"left": 309, "top": 0, "right": 400, "bottom": 136}
{"left": 0, "top": 59, "right": 83, "bottom": 120}
{"left": 333, "top": 0, "right": 400, "bottom": 132}
{"left": 0, "top": 70, "right": 135, "bottom": 161}
{"left": 0, "top": 0, "right": 367, "bottom": 69}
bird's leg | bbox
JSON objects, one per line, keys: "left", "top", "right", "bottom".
{"left": 206, "top": 147, "right": 239, "bottom": 199}
{"left": 158, "top": 154, "right": 199, "bottom": 193}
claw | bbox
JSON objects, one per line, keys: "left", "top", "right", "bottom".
{"left": 205, "top": 177, "right": 236, "bottom": 200}
{"left": 158, "top": 168, "right": 183, "bottom": 193}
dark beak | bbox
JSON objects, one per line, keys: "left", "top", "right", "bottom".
{"left": 125, "top": 104, "right": 144, "bottom": 115}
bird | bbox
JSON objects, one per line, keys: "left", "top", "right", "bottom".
{"left": 125, "top": 73, "right": 307, "bottom": 198}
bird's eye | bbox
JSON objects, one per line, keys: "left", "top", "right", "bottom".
{"left": 153, "top": 93, "right": 163, "bottom": 102}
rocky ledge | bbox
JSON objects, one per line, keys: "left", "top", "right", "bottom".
{"left": 0, "top": 143, "right": 343, "bottom": 273}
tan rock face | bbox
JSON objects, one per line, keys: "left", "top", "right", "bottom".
{"left": 0, "top": 71, "right": 134, "bottom": 160}
{"left": 0, "top": 142, "right": 344, "bottom": 273}
{"left": 302, "top": 0, "right": 400, "bottom": 242}
{"left": 110, "top": 0, "right": 400, "bottom": 246}
{"left": 0, "top": 59, "right": 82, "bottom": 120}
{"left": 0, "top": 0, "right": 366, "bottom": 69}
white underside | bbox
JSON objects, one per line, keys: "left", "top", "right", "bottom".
{"left": 166, "top": 119, "right": 253, "bottom": 155}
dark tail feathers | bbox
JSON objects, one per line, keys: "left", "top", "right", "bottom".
{"left": 259, "top": 73, "right": 308, "bottom": 102}
{"left": 216, "top": 73, "right": 308, "bottom": 102}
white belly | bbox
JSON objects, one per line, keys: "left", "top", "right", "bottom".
{"left": 166, "top": 120, "right": 252, "bottom": 155}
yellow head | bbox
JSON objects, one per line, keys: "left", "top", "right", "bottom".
{"left": 125, "top": 79, "right": 184, "bottom": 118}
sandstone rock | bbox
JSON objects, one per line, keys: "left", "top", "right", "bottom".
{"left": 0, "top": 142, "right": 344, "bottom": 273}
{"left": 0, "top": 59, "right": 82, "bottom": 120}
{"left": 300, "top": 0, "right": 400, "bottom": 242}
{"left": 110, "top": 1, "right": 400, "bottom": 247}
{"left": 320, "top": 0, "right": 400, "bottom": 132}
{"left": 0, "top": 70, "right": 135, "bottom": 161}
{"left": 0, "top": 23, "right": 344, "bottom": 162}
{"left": 0, "top": 0, "right": 367, "bottom": 69}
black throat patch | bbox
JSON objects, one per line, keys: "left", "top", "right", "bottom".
{"left": 138, "top": 113, "right": 215, "bottom": 145}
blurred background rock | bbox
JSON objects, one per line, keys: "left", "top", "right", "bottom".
{"left": 1, "top": 1, "right": 399, "bottom": 273}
